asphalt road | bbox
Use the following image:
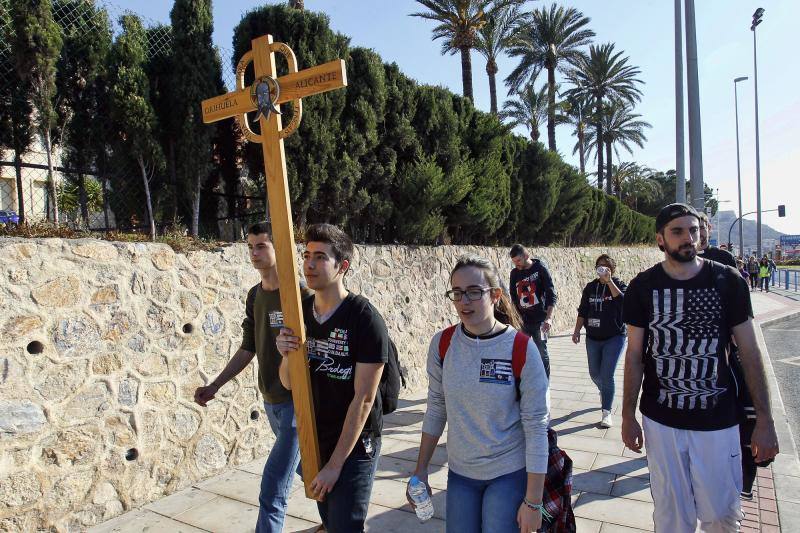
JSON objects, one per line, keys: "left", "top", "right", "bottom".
{"left": 763, "top": 314, "right": 800, "bottom": 457}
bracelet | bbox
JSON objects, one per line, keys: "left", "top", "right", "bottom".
{"left": 523, "top": 499, "right": 553, "bottom": 520}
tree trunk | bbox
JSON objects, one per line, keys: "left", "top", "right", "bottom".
{"left": 595, "top": 114, "right": 604, "bottom": 190}
{"left": 530, "top": 122, "right": 539, "bottom": 142}
{"left": 101, "top": 176, "right": 110, "bottom": 229}
{"left": 578, "top": 123, "right": 586, "bottom": 175}
{"left": 488, "top": 69, "right": 498, "bottom": 115}
{"left": 191, "top": 173, "right": 201, "bottom": 237}
{"left": 43, "top": 129, "right": 59, "bottom": 225}
{"left": 459, "top": 46, "right": 473, "bottom": 101}
{"left": 168, "top": 139, "right": 178, "bottom": 222}
{"left": 605, "top": 140, "right": 613, "bottom": 195}
{"left": 547, "top": 66, "right": 557, "bottom": 151}
{"left": 289, "top": 0, "right": 304, "bottom": 9}
{"left": 137, "top": 156, "right": 156, "bottom": 241}
{"left": 13, "top": 150, "right": 25, "bottom": 225}
{"left": 78, "top": 172, "right": 90, "bottom": 227}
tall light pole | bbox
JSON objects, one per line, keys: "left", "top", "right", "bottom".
{"left": 685, "top": 0, "right": 704, "bottom": 211}
{"left": 751, "top": 8, "right": 764, "bottom": 257}
{"left": 734, "top": 76, "right": 748, "bottom": 258}
{"left": 675, "top": 0, "right": 686, "bottom": 202}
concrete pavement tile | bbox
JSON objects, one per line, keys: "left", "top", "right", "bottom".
{"left": 571, "top": 468, "right": 616, "bottom": 495}
{"left": 383, "top": 439, "right": 448, "bottom": 466}
{"left": 551, "top": 420, "right": 609, "bottom": 440}
{"left": 622, "top": 447, "right": 647, "bottom": 459}
{"left": 774, "top": 474, "right": 800, "bottom": 504}
{"left": 173, "top": 496, "right": 258, "bottom": 533}
{"left": 599, "top": 523, "right": 651, "bottom": 533}
{"left": 573, "top": 493, "right": 654, "bottom": 531}
{"left": 193, "top": 468, "right": 262, "bottom": 506}
{"left": 369, "top": 478, "right": 447, "bottom": 521}
{"left": 88, "top": 509, "right": 209, "bottom": 533}
{"left": 144, "top": 486, "right": 218, "bottom": 518}
{"left": 236, "top": 455, "right": 267, "bottom": 476}
{"left": 772, "top": 453, "right": 800, "bottom": 477}
{"left": 557, "top": 434, "right": 625, "bottom": 456}
{"left": 610, "top": 475, "right": 652, "bottom": 503}
{"left": 551, "top": 389, "right": 583, "bottom": 400}
{"left": 365, "top": 503, "right": 445, "bottom": 532}
{"left": 284, "top": 514, "right": 319, "bottom": 532}
{"left": 382, "top": 422, "right": 440, "bottom": 444}
{"left": 285, "top": 490, "right": 324, "bottom": 523}
{"left": 591, "top": 454, "right": 649, "bottom": 478}
{"left": 777, "top": 499, "right": 800, "bottom": 528}
{"left": 374, "top": 455, "right": 448, "bottom": 490}
{"left": 574, "top": 517, "right": 602, "bottom": 532}
{"left": 384, "top": 410, "right": 424, "bottom": 426}
{"left": 558, "top": 448, "right": 596, "bottom": 470}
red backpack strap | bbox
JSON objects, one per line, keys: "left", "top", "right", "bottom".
{"left": 438, "top": 325, "right": 458, "bottom": 362}
{"left": 512, "top": 331, "right": 529, "bottom": 379}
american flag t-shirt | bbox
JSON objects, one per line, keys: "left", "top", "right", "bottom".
{"left": 649, "top": 287, "right": 727, "bottom": 411}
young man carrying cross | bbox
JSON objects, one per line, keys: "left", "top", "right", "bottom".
{"left": 193, "top": 222, "right": 311, "bottom": 533}
{"left": 277, "top": 223, "right": 389, "bottom": 533}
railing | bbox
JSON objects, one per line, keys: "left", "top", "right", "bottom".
{"left": 772, "top": 269, "right": 800, "bottom": 292}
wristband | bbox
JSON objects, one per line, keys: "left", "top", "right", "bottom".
{"left": 523, "top": 498, "right": 553, "bottom": 520}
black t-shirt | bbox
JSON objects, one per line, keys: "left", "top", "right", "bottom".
{"left": 577, "top": 278, "right": 628, "bottom": 340}
{"left": 509, "top": 260, "right": 558, "bottom": 325}
{"left": 623, "top": 260, "right": 753, "bottom": 431}
{"left": 303, "top": 292, "right": 389, "bottom": 463}
{"left": 700, "top": 246, "right": 737, "bottom": 268}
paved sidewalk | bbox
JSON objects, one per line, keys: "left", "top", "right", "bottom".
{"left": 92, "top": 291, "right": 800, "bottom": 533}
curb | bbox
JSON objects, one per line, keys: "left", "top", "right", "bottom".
{"left": 755, "top": 308, "right": 800, "bottom": 530}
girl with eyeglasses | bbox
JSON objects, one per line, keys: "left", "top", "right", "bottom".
{"left": 407, "top": 254, "right": 550, "bottom": 533}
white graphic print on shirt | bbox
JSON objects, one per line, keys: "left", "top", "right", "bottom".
{"left": 307, "top": 328, "right": 352, "bottom": 381}
{"left": 650, "top": 287, "right": 726, "bottom": 410}
{"left": 515, "top": 273, "right": 540, "bottom": 309}
{"left": 268, "top": 310, "right": 284, "bottom": 329}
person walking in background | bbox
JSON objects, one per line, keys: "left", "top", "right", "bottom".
{"left": 759, "top": 257, "right": 770, "bottom": 292}
{"left": 698, "top": 212, "right": 737, "bottom": 267}
{"left": 572, "top": 254, "right": 627, "bottom": 429}
{"left": 768, "top": 256, "right": 777, "bottom": 287}
{"left": 193, "top": 222, "right": 311, "bottom": 533}
{"left": 410, "top": 254, "right": 550, "bottom": 533}
{"left": 747, "top": 256, "right": 759, "bottom": 291}
{"left": 509, "top": 244, "right": 558, "bottom": 378}
{"left": 737, "top": 259, "right": 750, "bottom": 283}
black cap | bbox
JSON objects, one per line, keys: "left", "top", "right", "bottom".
{"left": 655, "top": 203, "right": 701, "bottom": 232}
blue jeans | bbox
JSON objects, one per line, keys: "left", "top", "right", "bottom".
{"left": 445, "top": 467, "right": 527, "bottom": 533}
{"left": 585, "top": 335, "right": 626, "bottom": 411}
{"left": 256, "top": 400, "right": 301, "bottom": 533}
{"left": 317, "top": 436, "right": 381, "bottom": 533}
{"left": 523, "top": 322, "right": 550, "bottom": 378}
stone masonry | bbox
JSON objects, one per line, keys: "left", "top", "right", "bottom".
{"left": 0, "top": 238, "right": 662, "bottom": 531}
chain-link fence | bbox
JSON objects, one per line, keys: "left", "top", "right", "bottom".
{"left": 0, "top": 0, "right": 264, "bottom": 240}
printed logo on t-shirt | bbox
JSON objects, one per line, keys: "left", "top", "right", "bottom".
{"left": 307, "top": 328, "right": 353, "bottom": 381}
{"left": 479, "top": 358, "right": 513, "bottom": 385}
{"left": 516, "top": 274, "right": 540, "bottom": 309}
{"left": 268, "top": 310, "right": 284, "bottom": 329}
{"left": 650, "top": 287, "right": 725, "bottom": 410}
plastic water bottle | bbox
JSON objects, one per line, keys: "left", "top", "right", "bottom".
{"left": 407, "top": 475, "right": 434, "bottom": 522}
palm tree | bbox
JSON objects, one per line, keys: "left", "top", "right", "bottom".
{"left": 568, "top": 43, "right": 643, "bottom": 192}
{"left": 585, "top": 102, "right": 651, "bottom": 196}
{"left": 499, "top": 82, "right": 549, "bottom": 142}
{"left": 505, "top": 4, "right": 594, "bottom": 151}
{"left": 616, "top": 163, "right": 662, "bottom": 210}
{"left": 412, "top": 0, "right": 518, "bottom": 101}
{"left": 288, "top": 0, "right": 304, "bottom": 9}
{"left": 556, "top": 89, "right": 591, "bottom": 174}
{"left": 475, "top": 3, "right": 529, "bottom": 114}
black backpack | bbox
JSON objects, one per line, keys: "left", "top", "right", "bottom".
{"left": 351, "top": 295, "right": 406, "bottom": 414}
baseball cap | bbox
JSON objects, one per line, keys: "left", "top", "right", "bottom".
{"left": 655, "top": 203, "right": 701, "bottom": 232}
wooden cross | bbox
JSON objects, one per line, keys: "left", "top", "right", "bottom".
{"left": 201, "top": 35, "right": 347, "bottom": 500}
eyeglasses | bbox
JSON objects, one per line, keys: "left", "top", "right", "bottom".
{"left": 445, "top": 287, "right": 493, "bottom": 302}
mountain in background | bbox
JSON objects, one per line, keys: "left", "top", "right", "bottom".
{"left": 713, "top": 210, "right": 785, "bottom": 253}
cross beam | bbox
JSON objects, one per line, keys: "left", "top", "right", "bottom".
{"left": 201, "top": 35, "right": 347, "bottom": 500}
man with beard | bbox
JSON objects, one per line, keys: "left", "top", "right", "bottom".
{"left": 697, "top": 211, "right": 737, "bottom": 267}
{"left": 621, "top": 203, "right": 778, "bottom": 531}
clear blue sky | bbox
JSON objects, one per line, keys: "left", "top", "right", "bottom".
{"left": 109, "top": 0, "right": 799, "bottom": 235}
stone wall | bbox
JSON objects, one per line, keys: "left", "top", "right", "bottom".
{"left": 0, "top": 238, "right": 663, "bottom": 531}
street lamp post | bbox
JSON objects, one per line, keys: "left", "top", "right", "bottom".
{"left": 685, "top": 0, "right": 705, "bottom": 211}
{"left": 752, "top": 8, "right": 764, "bottom": 257}
{"left": 734, "top": 76, "right": 748, "bottom": 259}
{"left": 675, "top": 0, "right": 686, "bottom": 203}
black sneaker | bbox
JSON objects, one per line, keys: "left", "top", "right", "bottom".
{"left": 741, "top": 491, "right": 753, "bottom": 500}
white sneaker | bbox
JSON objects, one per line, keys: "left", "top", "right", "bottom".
{"left": 600, "top": 410, "right": 613, "bottom": 428}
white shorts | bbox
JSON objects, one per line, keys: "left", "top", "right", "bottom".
{"left": 643, "top": 415, "right": 742, "bottom": 532}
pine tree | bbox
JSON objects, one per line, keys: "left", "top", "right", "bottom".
{"left": 11, "top": 0, "right": 63, "bottom": 224}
